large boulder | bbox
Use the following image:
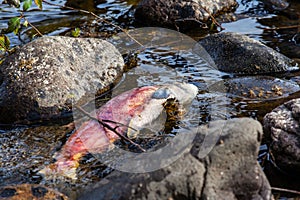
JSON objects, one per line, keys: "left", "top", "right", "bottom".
{"left": 134, "top": 0, "right": 238, "bottom": 30}
{"left": 78, "top": 118, "right": 271, "bottom": 200}
{"left": 0, "top": 36, "right": 124, "bottom": 124}
{"left": 199, "top": 32, "right": 298, "bottom": 74}
{"left": 263, "top": 98, "right": 300, "bottom": 175}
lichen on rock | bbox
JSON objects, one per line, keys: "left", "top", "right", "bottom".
{"left": 0, "top": 36, "right": 124, "bottom": 124}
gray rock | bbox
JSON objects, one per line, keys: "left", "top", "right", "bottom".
{"left": 134, "top": 0, "right": 238, "bottom": 30}
{"left": 0, "top": 36, "right": 124, "bottom": 123}
{"left": 263, "top": 98, "right": 300, "bottom": 174}
{"left": 78, "top": 118, "right": 271, "bottom": 200}
{"left": 199, "top": 32, "right": 298, "bottom": 74}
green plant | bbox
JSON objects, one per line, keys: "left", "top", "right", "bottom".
{"left": 71, "top": 27, "right": 81, "bottom": 38}
{"left": 0, "top": 0, "right": 142, "bottom": 56}
{"left": 0, "top": 0, "right": 43, "bottom": 54}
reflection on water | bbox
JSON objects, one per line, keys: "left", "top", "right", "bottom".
{"left": 0, "top": 0, "right": 136, "bottom": 46}
{"left": 222, "top": 17, "right": 268, "bottom": 37}
{"left": 0, "top": 0, "right": 298, "bottom": 60}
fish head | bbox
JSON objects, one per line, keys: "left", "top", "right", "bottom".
{"left": 152, "top": 82, "right": 198, "bottom": 105}
{"left": 126, "top": 82, "right": 198, "bottom": 137}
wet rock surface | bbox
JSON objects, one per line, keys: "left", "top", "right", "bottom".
{"left": 0, "top": 36, "right": 124, "bottom": 124}
{"left": 199, "top": 32, "right": 298, "bottom": 74}
{"left": 261, "top": 0, "right": 290, "bottom": 11}
{"left": 134, "top": 0, "right": 238, "bottom": 30}
{"left": 0, "top": 184, "right": 69, "bottom": 200}
{"left": 210, "top": 76, "right": 300, "bottom": 101}
{"left": 78, "top": 118, "right": 271, "bottom": 200}
{"left": 263, "top": 98, "right": 300, "bottom": 175}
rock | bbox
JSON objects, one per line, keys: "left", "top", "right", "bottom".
{"left": 261, "top": 0, "right": 289, "bottom": 11}
{"left": 134, "top": 0, "right": 238, "bottom": 30}
{"left": 0, "top": 184, "right": 68, "bottom": 200}
{"left": 78, "top": 118, "right": 271, "bottom": 200}
{"left": 263, "top": 98, "right": 300, "bottom": 174}
{"left": 210, "top": 76, "right": 300, "bottom": 100}
{"left": 199, "top": 32, "right": 298, "bottom": 74}
{"left": 0, "top": 36, "right": 124, "bottom": 124}
{"left": 199, "top": 118, "right": 271, "bottom": 200}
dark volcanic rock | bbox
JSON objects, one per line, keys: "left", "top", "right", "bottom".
{"left": 199, "top": 32, "right": 298, "bottom": 74}
{"left": 134, "top": 0, "right": 238, "bottom": 30}
{"left": 200, "top": 118, "right": 270, "bottom": 199}
{"left": 78, "top": 118, "right": 271, "bottom": 200}
{"left": 263, "top": 98, "right": 300, "bottom": 174}
{"left": 0, "top": 36, "right": 124, "bottom": 124}
{"left": 261, "top": 0, "right": 289, "bottom": 11}
{"left": 0, "top": 184, "right": 68, "bottom": 200}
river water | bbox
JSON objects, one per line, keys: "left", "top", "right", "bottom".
{"left": 0, "top": 0, "right": 299, "bottom": 198}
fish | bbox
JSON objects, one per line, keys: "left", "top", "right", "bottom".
{"left": 38, "top": 82, "right": 198, "bottom": 180}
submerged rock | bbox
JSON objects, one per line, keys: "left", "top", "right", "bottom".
{"left": 0, "top": 184, "right": 68, "bottom": 200}
{"left": 134, "top": 0, "right": 238, "bottom": 30}
{"left": 0, "top": 36, "right": 124, "bottom": 124}
{"left": 210, "top": 76, "right": 300, "bottom": 100}
{"left": 261, "top": 0, "right": 289, "bottom": 11}
{"left": 263, "top": 98, "right": 300, "bottom": 175}
{"left": 199, "top": 32, "right": 298, "bottom": 74}
{"left": 78, "top": 118, "right": 271, "bottom": 200}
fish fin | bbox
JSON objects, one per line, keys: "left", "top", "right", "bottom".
{"left": 126, "top": 119, "right": 139, "bottom": 139}
{"left": 127, "top": 129, "right": 140, "bottom": 139}
{"left": 38, "top": 159, "right": 79, "bottom": 180}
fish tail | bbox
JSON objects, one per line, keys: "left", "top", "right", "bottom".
{"left": 38, "top": 156, "right": 80, "bottom": 180}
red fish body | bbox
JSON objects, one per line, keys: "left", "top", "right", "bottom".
{"left": 39, "top": 83, "right": 198, "bottom": 180}
{"left": 39, "top": 86, "right": 158, "bottom": 179}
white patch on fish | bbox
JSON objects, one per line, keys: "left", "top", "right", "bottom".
{"left": 127, "top": 82, "right": 198, "bottom": 138}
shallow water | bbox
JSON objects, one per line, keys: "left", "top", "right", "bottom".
{"left": 0, "top": 0, "right": 300, "bottom": 198}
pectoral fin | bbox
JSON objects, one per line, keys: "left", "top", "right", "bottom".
{"left": 126, "top": 118, "right": 140, "bottom": 139}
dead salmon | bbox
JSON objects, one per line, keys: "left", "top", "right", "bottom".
{"left": 38, "top": 82, "right": 198, "bottom": 180}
